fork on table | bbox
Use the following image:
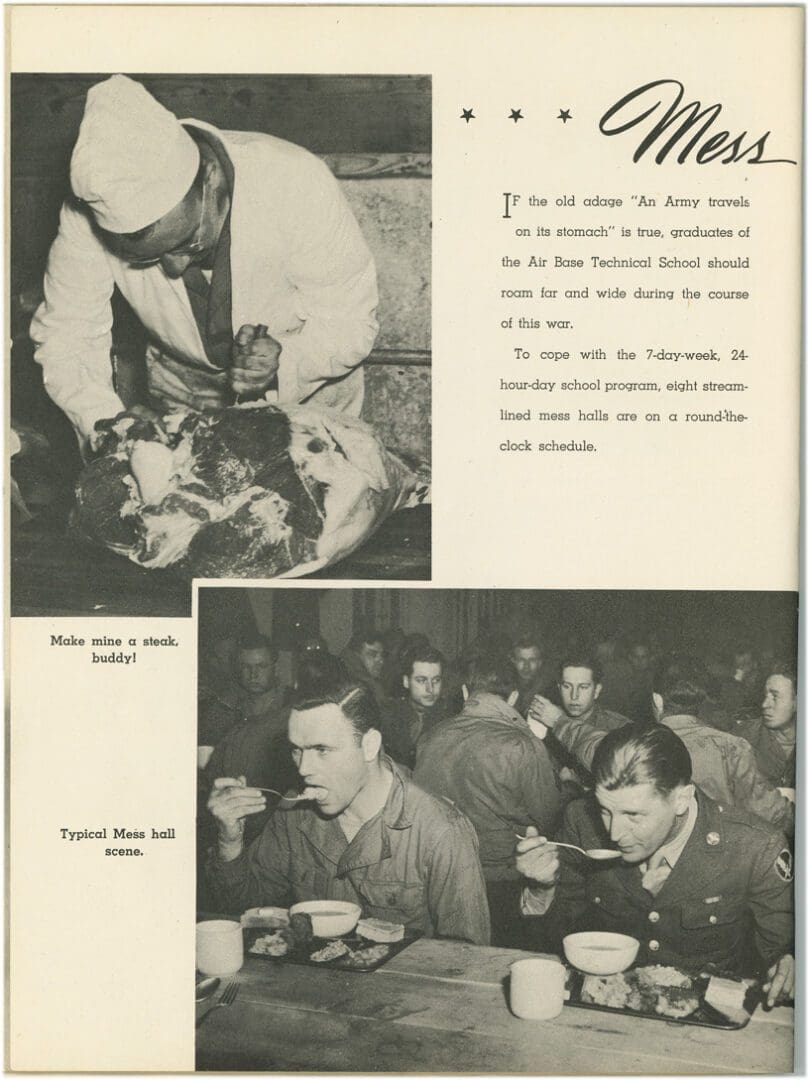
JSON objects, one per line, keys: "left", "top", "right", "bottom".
{"left": 196, "top": 980, "right": 240, "bottom": 1028}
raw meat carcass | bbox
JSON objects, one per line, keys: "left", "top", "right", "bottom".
{"left": 73, "top": 403, "right": 429, "bottom": 577}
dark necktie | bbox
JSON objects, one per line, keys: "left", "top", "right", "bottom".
{"left": 182, "top": 211, "right": 233, "bottom": 371}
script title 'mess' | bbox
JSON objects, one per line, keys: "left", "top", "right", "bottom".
{"left": 599, "top": 79, "right": 797, "bottom": 166}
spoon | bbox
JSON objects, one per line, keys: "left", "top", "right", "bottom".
{"left": 514, "top": 835, "right": 622, "bottom": 860}
{"left": 252, "top": 787, "right": 311, "bottom": 801}
{"left": 195, "top": 976, "right": 220, "bottom": 1002}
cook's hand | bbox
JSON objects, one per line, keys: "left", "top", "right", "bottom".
{"left": 777, "top": 787, "right": 796, "bottom": 804}
{"left": 208, "top": 775, "right": 267, "bottom": 848}
{"left": 515, "top": 826, "right": 560, "bottom": 886}
{"left": 230, "top": 323, "right": 281, "bottom": 398}
{"left": 763, "top": 954, "right": 794, "bottom": 1007}
{"left": 91, "top": 405, "right": 168, "bottom": 453}
{"left": 528, "top": 695, "right": 564, "bottom": 730}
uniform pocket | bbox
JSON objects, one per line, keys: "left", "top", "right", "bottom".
{"left": 355, "top": 879, "right": 426, "bottom": 927}
{"left": 680, "top": 898, "right": 745, "bottom": 928}
{"left": 678, "top": 898, "right": 748, "bottom": 964}
{"left": 289, "top": 865, "right": 331, "bottom": 903}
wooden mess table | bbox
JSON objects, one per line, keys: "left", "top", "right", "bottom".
{"left": 195, "top": 937, "right": 793, "bottom": 1073}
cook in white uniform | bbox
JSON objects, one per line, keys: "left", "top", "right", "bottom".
{"left": 30, "top": 75, "right": 379, "bottom": 452}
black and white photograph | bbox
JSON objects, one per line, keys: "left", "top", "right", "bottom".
{"left": 194, "top": 586, "right": 796, "bottom": 1072}
{"left": 10, "top": 74, "right": 432, "bottom": 617}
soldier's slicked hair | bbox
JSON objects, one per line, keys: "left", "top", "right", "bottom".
{"left": 291, "top": 671, "right": 380, "bottom": 741}
{"left": 592, "top": 723, "right": 692, "bottom": 796}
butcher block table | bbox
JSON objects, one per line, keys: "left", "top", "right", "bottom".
{"left": 10, "top": 506, "right": 430, "bottom": 616}
{"left": 195, "top": 938, "right": 793, "bottom": 1073}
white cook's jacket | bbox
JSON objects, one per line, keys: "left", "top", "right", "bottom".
{"left": 30, "top": 121, "right": 379, "bottom": 446}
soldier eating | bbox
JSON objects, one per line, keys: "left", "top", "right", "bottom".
{"left": 516, "top": 724, "right": 794, "bottom": 1007}
{"left": 205, "top": 669, "right": 490, "bottom": 945}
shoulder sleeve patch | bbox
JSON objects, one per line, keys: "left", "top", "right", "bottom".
{"left": 774, "top": 849, "right": 793, "bottom": 883}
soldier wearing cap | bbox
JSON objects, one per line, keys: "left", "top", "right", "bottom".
{"left": 31, "top": 75, "right": 378, "bottom": 452}
{"left": 516, "top": 724, "right": 794, "bottom": 1007}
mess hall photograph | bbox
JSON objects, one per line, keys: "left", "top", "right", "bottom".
{"left": 9, "top": 74, "right": 432, "bottom": 618}
{"left": 194, "top": 586, "right": 796, "bottom": 1072}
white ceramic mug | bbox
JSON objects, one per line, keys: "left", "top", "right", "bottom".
{"left": 510, "top": 957, "right": 568, "bottom": 1019}
{"left": 196, "top": 919, "right": 244, "bottom": 976}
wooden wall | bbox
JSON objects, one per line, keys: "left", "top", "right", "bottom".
{"left": 11, "top": 75, "right": 431, "bottom": 461}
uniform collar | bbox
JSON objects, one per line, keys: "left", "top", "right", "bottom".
{"left": 237, "top": 685, "right": 287, "bottom": 718}
{"left": 586, "top": 788, "right": 726, "bottom": 907}
{"left": 462, "top": 691, "right": 526, "bottom": 727}
{"left": 381, "top": 757, "right": 416, "bottom": 829}
{"left": 642, "top": 793, "right": 698, "bottom": 873}
{"left": 660, "top": 713, "right": 702, "bottom": 733}
{"left": 650, "top": 789, "right": 727, "bottom": 904}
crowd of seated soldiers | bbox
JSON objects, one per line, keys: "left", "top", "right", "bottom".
{"left": 198, "top": 623, "right": 795, "bottom": 805}
{"left": 195, "top": 619, "right": 795, "bottom": 998}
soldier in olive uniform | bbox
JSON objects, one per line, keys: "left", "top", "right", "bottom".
{"left": 730, "top": 664, "right": 797, "bottom": 791}
{"left": 516, "top": 724, "right": 794, "bottom": 1007}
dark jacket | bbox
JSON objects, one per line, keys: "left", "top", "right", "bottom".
{"left": 414, "top": 692, "right": 562, "bottom": 881}
{"left": 549, "top": 789, "right": 793, "bottom": 976}
{"left": 381, "top": 697, "right": 447, "bottom": 770}
{"left": 207, "top": 757, "right": 491, "bottom": 945}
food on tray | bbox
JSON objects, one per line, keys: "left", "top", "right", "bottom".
{"left": 582, "top": 973, "right": 646, "bottom": 1011}
{"left": 581, "top": 965, "right": 700, "bottom": 1019}
{"left": 653, "top": 988, "right": 700, "bottom": 1019}
{"left": 356, "top": 918, "right": 405, "bottom": 943}
{"left": 251, "top": 930, "right": 290, "bottom": 957}
{"left": 310, "top": 940, "right": 350, "bottom": 963}
{"left": 241, "top": 906, "right": 290, "bottom": 929}
{"left": 287, "top": 911, "right": 314, "bottom": 948}
{"left": 341, "top": 943, "right": 391, "bottom": 969}
{"left": 76, "top": 404, "right": 430, "bottom": 577}
{"left": 704, "top": 976, "right": 750, "bottom": 1021}
{"left": 639, "top": 965, "right": 692, "bottom": 988}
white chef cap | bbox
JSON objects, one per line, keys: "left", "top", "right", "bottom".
{"left": 70, "top": 74, "right": 200, "bottom": 234}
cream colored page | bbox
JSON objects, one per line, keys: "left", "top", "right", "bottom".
{"left": 7, "top": 5, "right": 802, "bottom": 1073}
{"left": 9, "top": 619, "right": 196, "bottom": 1071}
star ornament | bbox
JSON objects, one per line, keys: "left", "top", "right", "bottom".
{"left": 558, "top": 109, "right": 572, "bottom": 123}
{"left": 461, "top": 108, "right": 475, "bottom": 123}
{"left": 509, "top": 109, "right": 523, "bottom": 122}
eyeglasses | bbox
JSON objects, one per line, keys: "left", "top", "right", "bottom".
{"left": 127, "top": 181, "right": 208, "bottom": 270}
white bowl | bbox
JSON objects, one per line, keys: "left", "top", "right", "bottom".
{"left": 289, "top": 900, "right": 361, "bottom": 938}
{"left": 563, "top": 931, "right": 640, "bottom": 974}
